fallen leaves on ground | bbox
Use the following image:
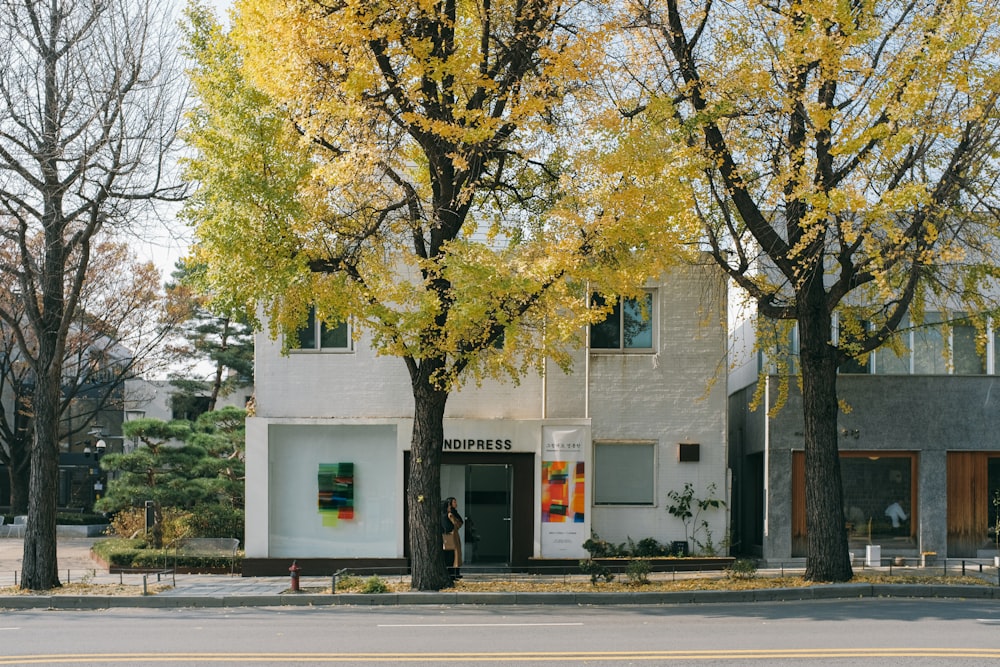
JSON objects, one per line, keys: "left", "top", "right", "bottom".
{"left": 0, "top": 582, "right": 171, "bottom": 596}
{"left": 0, "top": 572, "right": 988, "bottom": 596}
{"left": 327, "top": 572, "right": 988, "bottom": 594}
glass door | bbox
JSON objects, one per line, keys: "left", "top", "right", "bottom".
{"left": 464, "top": 464, "right": 512, "bottom": 564}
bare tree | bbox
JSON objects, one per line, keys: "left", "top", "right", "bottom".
{"left": 0, "top": 240, "right": 181, "bottom": 514}
{"left": 0, "top": 0, "right": 186, "bottom": 590}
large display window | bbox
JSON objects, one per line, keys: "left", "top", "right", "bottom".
{"left": 268, "top": 424, "right": 399, "bottom": 558}
{"left": 791, "top": 451, "right": 917, "bottom": 557}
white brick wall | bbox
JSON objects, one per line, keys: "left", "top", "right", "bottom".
{"left": 250, "top": 261, "right": 729, "bottom": 557}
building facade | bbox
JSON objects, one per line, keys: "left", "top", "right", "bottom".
{"left": 729, "top": 312, "right": 1000, "bottom": 564}
{"left": 244, "top": 263, "right": 729, "bottom": 574}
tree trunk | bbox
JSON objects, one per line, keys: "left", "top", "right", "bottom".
{"left": 151, "top": 501, "right": 164, "bottom": 549}
{"left": 407, "top": 378, "right": 451, "bottom": 591}
{"left": 20, "top": 372, "right": 62, "bottom": 590}
{"left": 208, "top": 318, "right": 231, "bottom": 413}
{"left": 798, "top": 292, "right": 853, "bottom": 582}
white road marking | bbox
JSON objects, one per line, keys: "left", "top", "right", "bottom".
{"left": 378, "top": 622, "right": 584, "bottom": 628}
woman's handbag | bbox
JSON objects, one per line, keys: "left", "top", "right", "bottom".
{"left": 442, "top": 530, "right": 458, "bottom": 551}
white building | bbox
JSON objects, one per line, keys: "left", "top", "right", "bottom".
{"left": 243, "top": 263, "right": 729, "bottom": 574}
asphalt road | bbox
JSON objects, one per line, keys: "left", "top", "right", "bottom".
{"left": 5, "top": 598, "right": 1000, "bottom": 665}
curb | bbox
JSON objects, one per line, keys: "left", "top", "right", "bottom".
{"left": 0, "top": 584, "right": 996, "bottom": 609}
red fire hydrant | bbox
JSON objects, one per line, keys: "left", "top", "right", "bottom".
{"left": 289, "top": 560, "right": 301, "bottom": 592}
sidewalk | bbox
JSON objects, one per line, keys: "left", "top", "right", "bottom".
{"left": 0, "top": 537, "right": 998, "bottom": 610}
{"left": 0, "top": 536, "right": 291, "bottom": 599}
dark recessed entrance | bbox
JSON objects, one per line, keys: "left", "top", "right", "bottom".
{"left": 445, "top": 463, "right": 511, "bottom": 564}
{"left": 404, "top": 452, "right": 534, "bottom": 567}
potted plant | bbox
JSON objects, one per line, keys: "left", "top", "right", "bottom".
{"left": 666, "top": 482, "right": 725, "bottom": 556}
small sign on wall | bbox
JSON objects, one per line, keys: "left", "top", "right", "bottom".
{"left": 678, "top": 443, "right": 700, "bottom": 462}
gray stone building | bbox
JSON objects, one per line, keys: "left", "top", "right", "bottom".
{"left": 729, "top": 313, "right": 1000, "bottom": 564}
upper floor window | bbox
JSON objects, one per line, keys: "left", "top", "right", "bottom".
{"left": 953, "top": 315, "right": 987, "bottom": 375}
{"left": 872, "top": 314, "right": 910, "bottom": 374}
{"left": 771, "top": 311, "right": 995, "bottom": 376}
{"left": 769, "top": 324, "right": 800, "bottom": 375}
{"left": 837, "top": 318, "right": 870, "bottom": 374}
{"left": 293, "top": 307, "right": 350, "bottom": 351}
{"left": 590, "top": 291, "right": 655, "bottom": 351}
{"left": 913, "top": 312, "right": 946, "bottom": 374}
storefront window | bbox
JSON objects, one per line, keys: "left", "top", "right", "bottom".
{"left": 989, "top": 458, "right": 1000, "bottom": 549}
{"left": 841, "top": 455, "right": 915, "bottom": 541}
{"left": 792, "top": 451, "right": 916, "bottom": 556}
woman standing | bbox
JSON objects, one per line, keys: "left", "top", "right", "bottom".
{"left": 443, "top": 496, "right": 464, "bottom": 579}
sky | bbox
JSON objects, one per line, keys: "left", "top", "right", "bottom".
{"left": 132, "top": 209, "right": 191, "bottom": 281}
{"left": 133, "top": 0, "right": 233, "bottom": 280}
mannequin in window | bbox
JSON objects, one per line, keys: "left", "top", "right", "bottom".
{"left": 884, "top": 500, "right": 908, "bottom": 529}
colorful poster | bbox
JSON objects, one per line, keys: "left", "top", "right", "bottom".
{"left": 318, "top": 462, "right": 355, "bottom": 526}
{"left": 541, "top": 426, "right": 588, "bottom": 557}
{"left": 541, "top": 461, "right": 585, "bottom": 523}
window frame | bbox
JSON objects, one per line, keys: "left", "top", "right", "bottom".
{"left": 589, "top": 290, "right": 657, "bottom": 353}
{"left": 289, "top": 306, "right": 352, "bottom": 353}
{"left": 952, "top": 314, "right": 987, "bottom": 375}
{"left": 792, "top": 450, "right": 918, "bottom": 556}
{"left": 593, "top": 440, "right": 657, "bottom": 507}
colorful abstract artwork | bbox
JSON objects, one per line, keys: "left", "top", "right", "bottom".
{"left": 318, "top": 462, "right": 355, "bottom": 526}
{"left": 541, "top": 461, "right": 585, "bottom": 523}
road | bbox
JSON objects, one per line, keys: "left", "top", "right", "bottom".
{"left": 4, "top": 598, "right": 1000, "bottom": 665}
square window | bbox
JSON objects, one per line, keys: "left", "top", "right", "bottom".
{"left": 590, "top": 292, "right": 655, "bottom": 351}
{"left": 594, "top": 441, "right": 655, "bottom": 505}
{"left": 840, "top": 454, "right": 914, "bottom": 540}
{"left": 292, "top": 306, "right": 351, "bottom": 351}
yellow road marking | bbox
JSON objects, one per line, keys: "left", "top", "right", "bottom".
{"left": 3, "top": 649, "right": 1000, "bottom": 663}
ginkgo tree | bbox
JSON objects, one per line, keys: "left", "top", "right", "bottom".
{"left": 181, "top": 0, "right": 689, "bottom": 590}
{"left": 619, "top": 0, "right": 1000, "bottom": 580}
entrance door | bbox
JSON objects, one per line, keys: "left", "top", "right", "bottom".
{"left": 465, "top": 464, "right": 512, "bottom": 564}
{"left": 413, "top": 454, "right": 530, "bottom": 566}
